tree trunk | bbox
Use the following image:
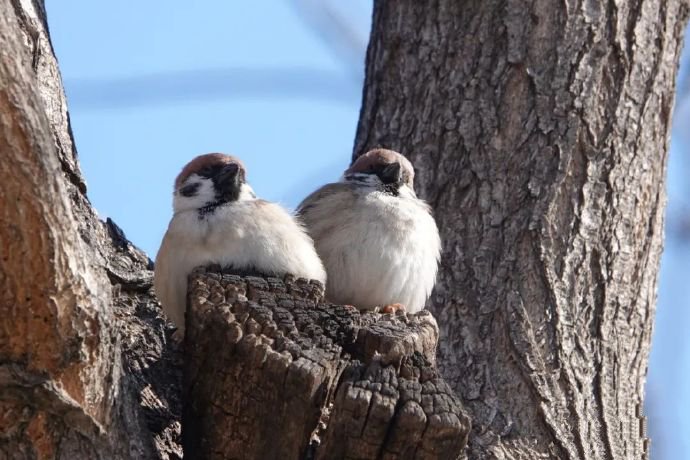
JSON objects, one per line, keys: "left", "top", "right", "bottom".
{"left": 0, "top": 1, "right": 182, "bottom": 458}
{"left": 182, "top": 268, "right": 469, "bottom": 460}
{"left": 354, "top": 1, "right": 689, "bottom": 459}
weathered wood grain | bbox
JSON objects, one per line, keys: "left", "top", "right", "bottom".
{"left": 183, "top": 268, "right": 470, "bottom": 460}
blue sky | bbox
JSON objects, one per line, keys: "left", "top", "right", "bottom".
{"left": 46, "top": 1, "right": 369, "bottom": 257}
{"left": 45, "top": 2, "right": 689, "bottom": 458}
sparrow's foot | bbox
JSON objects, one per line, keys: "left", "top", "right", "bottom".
{"left": 380, "top": 303, "right": 406, "bottom": 314}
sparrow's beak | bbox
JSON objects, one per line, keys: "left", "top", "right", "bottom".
{"left": 378, "top": 162, "right": 402, "bottom": 185}
{"left": 214, "top": 163, "right": 242, "bottom": 199}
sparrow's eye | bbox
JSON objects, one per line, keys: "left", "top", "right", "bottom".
{"left": 198, "top": 166, "right": 216, "bottom": 178}
{"left": 179, "top": 182, "right": 200, "bottom": 197}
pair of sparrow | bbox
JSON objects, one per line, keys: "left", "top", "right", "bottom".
{"left": 154, "top": 149, "right": 441, "bottom": 337}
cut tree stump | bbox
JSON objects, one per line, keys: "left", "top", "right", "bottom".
{"left": 182, "top": 267, "right": 470, "bottom": 460}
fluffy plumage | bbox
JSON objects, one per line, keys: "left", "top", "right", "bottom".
{"left": 297, "top": 148, "right": 440, "bottom": 313}
{"left": 155, "top": 153, "right": 326, "bottom": 337}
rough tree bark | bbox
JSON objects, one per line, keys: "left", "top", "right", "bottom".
{"left": 0, "top": 1, "right": 182, "bottom": 458}
{"left": 354, "top": 1, "right": 689, "bottom": 459}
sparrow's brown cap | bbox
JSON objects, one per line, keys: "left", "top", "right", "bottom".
{"left": 348, "top": 149, "right": 415, "bottom": 187}
{"left": 174, "top": 153, "right": 245, "bottom": 189}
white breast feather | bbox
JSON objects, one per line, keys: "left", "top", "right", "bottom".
{"left": 154, "top": 200, "right": 326, "bottom": 335}
{"left": 300, "top": 185, "right": 441, "bottom": 313}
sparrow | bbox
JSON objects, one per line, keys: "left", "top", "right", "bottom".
{"left": 154, "top": 153, "right": 326, "bottom": 337}
{"left": 296, "top": 148, "right": 441, "bottom": 314}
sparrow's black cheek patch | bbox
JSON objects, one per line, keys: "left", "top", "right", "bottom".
{"left": 213, "top": 174, "right": 242, "bottom": 204}
{"left": 180, "top": 183, "right": 201, "bottom": 197}
{"left": 375, "top": 162, "right": 403, "bottom": 185}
